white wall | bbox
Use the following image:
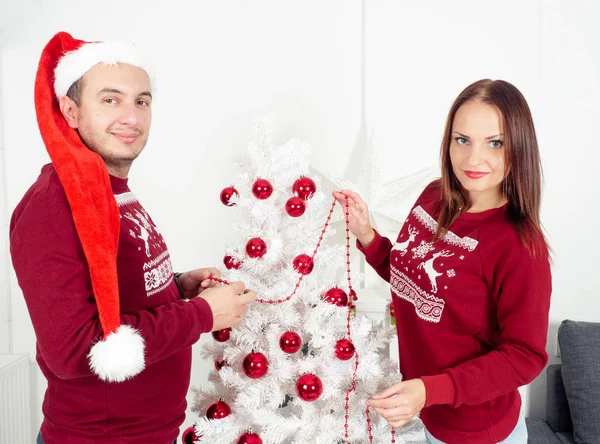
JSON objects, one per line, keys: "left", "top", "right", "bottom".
{"left": 0, "top": 0, "right": 599, "bottom": 437}
{"left": 0, "top": 43, "right": 11, "bottom": 356}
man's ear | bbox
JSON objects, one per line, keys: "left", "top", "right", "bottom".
{"left": 58, "top": 96, "right": 80, "bottom": 129}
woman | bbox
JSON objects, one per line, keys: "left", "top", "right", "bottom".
{"left": 334, "top": 79, "right": 552, "bottom": 444}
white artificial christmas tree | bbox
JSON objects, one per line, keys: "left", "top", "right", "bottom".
{"left": 188, "top": 119, "right": 425, "bottom": 444}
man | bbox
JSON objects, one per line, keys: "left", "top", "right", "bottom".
{"left": 9, "top": 32, "right": 255, "bottom": 444}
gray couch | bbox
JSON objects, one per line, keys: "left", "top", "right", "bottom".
{"left": 526, "top": 320, "right": 600, "bottom": 444}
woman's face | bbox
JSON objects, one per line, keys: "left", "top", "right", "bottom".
{"left": 449, "top": 100, "right": 506, "bottom": 210}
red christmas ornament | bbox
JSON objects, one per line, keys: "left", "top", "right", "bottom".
{"left": 295, "top": 374, "right": 323, "bottom": 402}
{"left": 293, "top": 254, "right": 314, "bottom": 275}
{"left": 334, "top": 338, "right": 355, "bottom": 360}
{"left": 323, "top": 287, "right": 348, "bottom": 307}
{"left": 350, "top": 288, "right": 358, "bottom": 301}
{"left": 182, "top": 426, "right": 201, "bottom": 444}
{"left": 214, "top": 357, "right": 229, "bottom": 371}
{"left": 212, "top": 328, "right": 231, "bottom": 342}
{"left": 243, "top": 351, "right": 269, "bottom": 379}
{"left": 279, "top": 331, "right": 302, "bottom": 354}
{"left": 206, "top": 399, "right": 231, "bottom": 419}
{"left": 246, "top": 238, "right": 267, "bottom": 258}
{"left": 220, "top": 186, "right": 239, "bottom": 206}
{"left": 292, "top": 176, "right": 317, "bottom": 200}
{"left": 223, "top": 255, "right": 241, "bottom": 270}
{"left": 252, "top": 178, "right": 273, "bottom": 199}
{"left": 237, "top": 432, "right": 262, "bottom": 444}
{"left": 237, "top": 432, "right": 263, "bottom": 444}
{"left": 285, "top": 197, "right": 306, "bottom": 217}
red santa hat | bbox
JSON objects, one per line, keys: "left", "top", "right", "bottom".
{"left": 34, "top": 32, "right": 151, "bottom": 382}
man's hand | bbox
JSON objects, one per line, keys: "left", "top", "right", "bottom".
{"left": 177, "top": 267, "right": 221, "bottom": 300}
{"left": 200, "top": 281, "right": 256, "bottom": 331}
{"left": 366, "top": 379, "right": 426, "bottom": 429}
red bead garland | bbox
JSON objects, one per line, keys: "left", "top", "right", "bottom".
{"left": 211, "top": 200, "right": 336, "bottom": 304}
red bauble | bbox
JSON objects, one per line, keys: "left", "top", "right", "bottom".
{"left": 206, "top": 400, "right": 231, "bottom": 419}
{"left": 285, "top": 197, "right": 306, "bottom": 217}
{"left": 334, "top": 338, "right": 355, "bottom": 360}
{"left": 237, "top": 432, "right": 263, "bottom": 444}
{"left": 293, "top": 254, "right": 314, "bottom": 275}
{"left": 279, "top": 331, "right": 302, "bottom": 354}
{"left": 246, "top": 238, "right": 267, "bottom": 258}
{"left": 323, "top": 287, "right": 348, "bottom": 307}
{"left": 182, "top": 426, "right": 201, "bottom": 444}
{"left": 223, "top": 255, "right": 241, "bottom": 270}
{"left": 220, "top": 186, "right": 239, "bottom": 206}
{"left": 295, "top": 374, "right": 323, "bottom": 402}
{"left": 252, "top": 178, "right": 273, "bottom": 199}
{"left": 214, "top": 357, "right": 229, "bottom": 371}
{"left": 242, "top": 352, "right": 269, "bottom": 379}
{"left": 212, "top": 328, "right": 231, "bottom": 342}
{"left": 292, "top": 176, "right": 317, "bottom": 200}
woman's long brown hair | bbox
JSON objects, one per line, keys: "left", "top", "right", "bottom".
{"left": 435, "top": 79, "right": 548, "bottom": 256}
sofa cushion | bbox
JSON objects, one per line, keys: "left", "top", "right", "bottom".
{"left": 546, "top": 365, "right": 572, "bottom": 432}
{"left": 556, "top": 432, "right": 575, "bottom": 444}
{"left": 558, "top": 320, "right": 600, "bottom": 443}
{"left": 525, "top": 418, "right": 563, "bottom": 444}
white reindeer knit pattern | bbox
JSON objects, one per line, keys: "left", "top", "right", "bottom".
{"left": 390, "top": 205, "right": 479, "bottom": 323}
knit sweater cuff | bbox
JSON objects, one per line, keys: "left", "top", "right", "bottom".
{"left": 356, "top": 229, "right": 383, "bottom": 255}
{"left": 193, "top": 296, "right": 214, "bottom": 333}
{"left": 421, "top": 374, "right": 456, "bottom": 407}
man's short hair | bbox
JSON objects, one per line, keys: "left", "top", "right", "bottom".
{"left": 66, "top": 78, "right": 84, "bottom": 106}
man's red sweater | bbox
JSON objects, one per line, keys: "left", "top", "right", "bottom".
{"left": 10, "top": 164, "right": 213, "bottom": 444}
{"left": 358, "top": 182, "right": 551, "bottom": 443}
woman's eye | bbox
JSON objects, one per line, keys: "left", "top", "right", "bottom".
{"left": 490, "top": 140, "right": 503, "bottom": 148}
{"left": 456, "top": 137, "right": 468, "bottom": 145}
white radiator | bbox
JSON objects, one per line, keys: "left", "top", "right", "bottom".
{"left": 0, "top": 354, "right": 31, "bottom": 444}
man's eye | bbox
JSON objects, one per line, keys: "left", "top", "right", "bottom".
{"left": 103, "top": 98, "right": 116, "bottom": 104}
{"left": 137, "top": 100, "right": 150, "bottom": 107}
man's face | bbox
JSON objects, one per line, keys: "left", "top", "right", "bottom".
{"left": 65, "top": 62, "right": 152, "bottom": 176}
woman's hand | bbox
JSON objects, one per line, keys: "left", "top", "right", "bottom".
{"left": 332, "top": 189, "right": 376, "bottom": 247}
